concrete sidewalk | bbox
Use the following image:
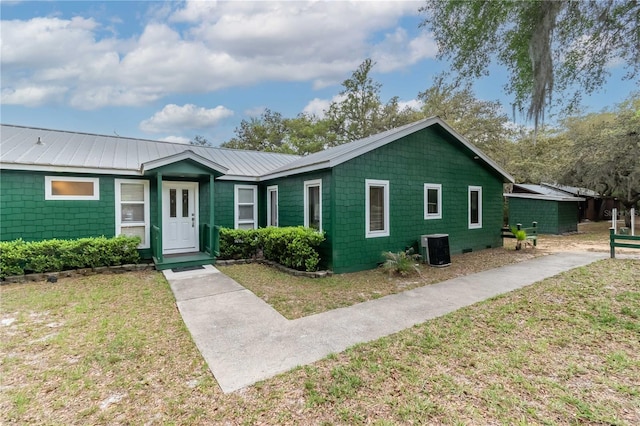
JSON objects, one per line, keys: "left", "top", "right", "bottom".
{"left": 164, "top": 251, "right": 608, "bottom": 393}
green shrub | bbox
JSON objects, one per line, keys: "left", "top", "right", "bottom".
{"left": 218, "top": 226, "right": 325, "bottom": 272}
{"left": 381, "top": 248, "right": 421, "bottom": 276}
{"left": 218, "top": 229, "right": 261, "bottom": 260}
{"left": 0, "top": 236, "right": 141, "bottom": 278}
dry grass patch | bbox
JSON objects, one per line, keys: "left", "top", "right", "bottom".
{"left": 1, "top": 259, "right": 638, "bottom": 424}
{"left": 241, "top": 259, "right": 640, "bottom": 425}
{"left": 0, "top": 272, "right": 232, "bottom": 424}
{"left": 219, "top": 247, "right": 541, "bottom": 319}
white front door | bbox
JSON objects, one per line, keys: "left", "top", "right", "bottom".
{"left": 163, "top": 182, "right": 199, "bottom": 254}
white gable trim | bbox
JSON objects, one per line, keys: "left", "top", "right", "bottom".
{"left": 141, "top": 150, "right": 228, "bottom": 174}
{"left": 260, "top": 117, "right": 515, "bottom": 183}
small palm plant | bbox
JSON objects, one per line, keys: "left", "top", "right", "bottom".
{"left": 382, "top": 248, "right": 422, "bottom": 276}
{"left": 511, "top": 226, "right": 527, "bottom": 250}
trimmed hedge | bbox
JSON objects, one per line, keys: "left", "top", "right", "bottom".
{"left": 218, "top": 227, "right": 325, "bottom": 272}
{"left": 0, "top": 236, "right": 141, "bottom": 278}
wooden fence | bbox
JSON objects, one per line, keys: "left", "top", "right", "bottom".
{"left": 610, "top": 228, "right": 640, "bottom": 258}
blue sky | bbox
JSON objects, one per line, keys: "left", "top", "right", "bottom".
{"left": 1, "top": 1, "right": 635, "bottom": 146}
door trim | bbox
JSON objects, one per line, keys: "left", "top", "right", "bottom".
{"left": 162, "top": 181, "right": 199, "bottom": 255}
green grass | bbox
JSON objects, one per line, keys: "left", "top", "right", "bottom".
{"left": 218, "top": 246, "right": 540, "bottom": 319}
{"left": 1, "top": 259, "right": 639, "bottom": 424}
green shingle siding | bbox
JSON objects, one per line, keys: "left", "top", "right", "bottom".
{"left": 329, "top": 127, "right": 503, "bottom": 273}
{"left": 508, "top": 197, "right": 579, "bottom": 234}
{"left": 0, "top": 171, "right": 115, "bottom": 241}
{"left": 213, "top": 181, "right": 237, "bottom": 229}
{"left": 264, "top": 172, "right": 333, "bottom": 268}
{"left": 557, "top": 202, "right": 579, "bottom": 233}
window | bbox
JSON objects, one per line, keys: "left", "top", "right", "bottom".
{"left": 115, "top": 179, "right": 150, "bottom": 248}
{"left": 366, "top": 179, "right": 389, "bottom": 238}
{"left": 304, "top": 179, "right": 322, "bottom": 231}
{"left": 469, "top": 186, "right": 482, "bottom": 229}
{"left": 424, "top": 183, "right": 442, "bottom": 220}
{"left": 45, "top": 176, "right": 99, "bottom": 200}
{"left": 235, "top": 185, "right": 257, "bottom": 230}
{"left": 267, "top": 185, "right": 278, "bottom": 227}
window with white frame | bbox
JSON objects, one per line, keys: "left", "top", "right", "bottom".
{"left": 424, "top": 183, "right": 442, "bottom": 220}
{"left": 115, "top": 179, "right": 150, "bottom": 248}
{"left": 366, "top": 179, "right": 389, "bottom": 238}
{"left": 266, "top": 185, "right": 279, "bottom": 227}
{"left": 468, "top": 186, "right": 482, "bottom": 229}
{"left": 304, "top": 179, "right": 322, "bottom": 231}
{"left": 235, "top": 185, "right": 257, "bottom": 230}
{"left": 45, "top": 176, "right": 99, "bottom": 200}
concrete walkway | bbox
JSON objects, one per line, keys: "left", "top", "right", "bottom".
{"left": 164, "top": 251, "right": 609, "bottom": 393}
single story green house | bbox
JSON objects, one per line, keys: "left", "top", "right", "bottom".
{"left": 0, "top": 118, "right": 514, "bottom": 273}
{"left": 505, "top": 184, "right": 585, "bottom": 234}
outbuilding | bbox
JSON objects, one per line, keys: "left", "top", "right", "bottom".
{"left": 506, "top": 185, "right": 585, "bottom": 234}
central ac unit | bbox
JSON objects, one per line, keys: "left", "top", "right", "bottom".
{"left": 421, "top": 234, "right": 451, "bottom": 267}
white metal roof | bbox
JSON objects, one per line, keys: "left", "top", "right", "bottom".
{"left": 1, "top": 119, "right": 515, "bottom": 183}
{"left": 504, "top": 193, "right": 585, "bottom": 202}
{"left": 513, "top": 183, "right": 572, "bottom": 198}
{"left": 0, "top": 124, "right": 300, "bottom": 178}
{"left": 541, "top": 182, "right": 600, "bottom": 198}
{"left": 261, "top": 117, "right": 515, "bottom": 183}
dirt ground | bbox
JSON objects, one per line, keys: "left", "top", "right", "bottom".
{"left": 533, "top": 220, "right": 638, "bottom": 256}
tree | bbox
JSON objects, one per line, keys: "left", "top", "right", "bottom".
{"left": 417, "top": 75, "right": 513, "bottom": 164}
{"left": 326, "top": 58, "right": 422, "bottom": 144}
{"left": 221, "top": 110, "right": 336, "bottom": 155}
{"left": 420, "top": 1, "right": 640, "bottom": 129}
{"left": 221, "top": 109, "right": 292, "bottom": 153}
{"left": 325, "top": 59, "right": 384, "bottom": 144}
{"left": 505, "top": 128, "right": 573, "bottom": 184}
{"left": 561, "top": 94, "right": 640, "bottom": 225}
{"left": 190, "top": 135, "right": 212, "bottom": 147}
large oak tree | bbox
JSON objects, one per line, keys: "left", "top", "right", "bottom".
{"left": 420, "top": 0, "right": 640, "bottom": 129}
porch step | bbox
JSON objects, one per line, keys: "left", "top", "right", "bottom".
{"left": 153, "top": 252, "right": 216, "bottom": 271}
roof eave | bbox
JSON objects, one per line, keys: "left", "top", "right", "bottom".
{"left": 140, "top": 150, "right": 229, "bottom": 175}
{"left": 504, "top": 193, "right": 586, "bottom": 202}
{"left": 0, "top": 162, "right": 141, "bottom": 176}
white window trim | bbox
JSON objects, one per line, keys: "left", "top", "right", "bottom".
{"left": 303, "top": 179, "right": 322, "bottom": 231}
{"left": 234, "top": 184, "right": 258, "bottom": 229}
{"left": 468, "top": 185, "right": 483, "bottom": 229}
{"left": 424, "top": 183, "right": 442, "bottom": 220}
{"left": 114, "top": 179, "right": 150, "bottom": 249}
{"left": 365, "top": 179, "right": 390, "bottom": 238}
{"left": 266, "top": 185, "right": 279, "bottom": 227}
{"left": 45, "top": 176, "right": 99, "bottom": 200}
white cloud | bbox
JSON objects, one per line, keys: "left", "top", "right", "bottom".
{"left": 398, "top": 98, "right": 422, "bottom": 111}
{"left": 303, "top": 94, "right": 346, "bottom": 118}
{"left": 372, "top": 29, "right": 438, "bottom": 73}
{"left": 0, "top": 1, "right": 434, "bottom": 109}
{"left": 160, "top": 135, "right": 191, "bottom": 144}
{"left": 1, "top": 85, "right": 67, "bottom": 106}
{"left": 139, "top": 103, "right": 234, "bottom": 133}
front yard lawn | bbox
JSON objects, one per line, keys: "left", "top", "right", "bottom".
{"left": 219, "top": 247, "right": 541, "bottom": 319}
{"left": 2, "top": 259, "right": 638, "bottom": 424}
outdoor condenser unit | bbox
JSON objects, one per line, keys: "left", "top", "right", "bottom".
{"left": 421, "top": 234, "right": 451, "bottom": 267}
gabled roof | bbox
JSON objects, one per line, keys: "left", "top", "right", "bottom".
{"left": 261, "top": 117, "right": 514, "bottom": 183}
{"left": 1, "top": 118, "right": 514, "bottom": 183}
{"left": 141, "top": 150, "right": 228, "bottom": 175}
{"left": 513, "top": 183, "right": 573, "bottom": 198}
{"left": 541, "top": 182, "right": 600, "bottom": 198}
{"left": 0, "top": 124, "right": 299, "bottom": 178}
